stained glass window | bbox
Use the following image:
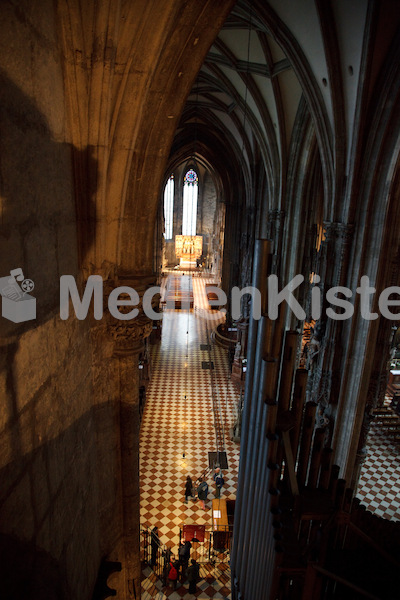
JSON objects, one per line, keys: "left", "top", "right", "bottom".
{"left": 163, "top": 175, "right": 174, "bottom": 239}
{"left": 182, "top": 169, "right": 198, "bottom": 236}
{"left": 184, "top": 169, "right": 198, "bottom": 185}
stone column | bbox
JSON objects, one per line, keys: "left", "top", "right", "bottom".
{"left": 308, "top": 222, "right": 353, "bottom": 406}
{"left": 109, "top": 315, "right": 153, "bottom": 599}
{"left": 301, "top": 222, "right": 354, "bottom": 451}
{"left": 231, "top": 317, "right": 249, "bottom": 388}
{"left": 267, "top": 209, "right": 285, "bottom": 275}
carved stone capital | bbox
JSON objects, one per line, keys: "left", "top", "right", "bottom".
{"left": 108, "top": 315, "right": 153, "bottom": 356}
{"left": 322, "top": 221, "right": 353, "bottom": 244}
{"left": 267, "top": 209, "right": 286, "bottom": 241}
{"left": 336, "top": 222, "right": 354, "bottom": 242}
{"left": 268, "top": 209, "right": 285, "bottom": 221}
{"left": 321, "top": 222, "right": 354, "bottom": 287}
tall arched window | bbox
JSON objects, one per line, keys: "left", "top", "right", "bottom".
{"left": 163, "top": 174, "right": 174, "bottom": 239}
{"left": 182, "top": 169, "right": 198, "bottom": 236}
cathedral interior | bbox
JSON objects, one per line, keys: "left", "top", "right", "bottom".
{"left": 1, "top": 1, "right": 400, "bottom": 599}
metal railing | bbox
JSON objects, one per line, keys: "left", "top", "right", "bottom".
{"left": 141, "top": 526, "right": 172, "bottom": 580}
{"left": 141, "top": 524, "right": 234, "bottom": 566}
{"left": 179, "top": 525, "right": 234, "bottom": 565}
{"left": 206, "top": 325, "right": 226, "bottom": 454}
{"left": 193, "top": 464, "right": 213, "bottom": 488}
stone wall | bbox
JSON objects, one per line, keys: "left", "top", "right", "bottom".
{"left": 200, "top": 171, "right": 218, "bottom": 237}
{"left": 0, "top": 3, "right": 122, "bottom": 597}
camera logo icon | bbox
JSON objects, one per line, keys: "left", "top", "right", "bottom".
{"left": 0, "top": 268, "right": 36, "bottom": 323}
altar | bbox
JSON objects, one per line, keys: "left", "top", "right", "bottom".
{"left": 175, "top": 235, "right": 202, "bottom": 268}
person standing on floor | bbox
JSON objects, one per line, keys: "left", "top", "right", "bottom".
{"left": 179, "top": 540, "right": 192, "bottom": 578}
{"left": 197, "top": 477, "right": 209, "bottom": 510}
{"left": 184, "top": 475, "right": 194, "bottom": 503}
{"left": 150, "top": 526, "right": 160, "bottom": 567}
{"left": 162, "top": 546, "right": 172, "bottom": 585}
{"left": 167, "top": 558, "right": 179, "bottom": 589}
{"left": 162, "top": 561, "right": 170, "bottom": 587}
{"left": 186, "top": 558, "right": 200, "bottom": 594}
{"left": 178, "top": 542, "right": 186, "bottom": 572}
{"left": 163, "top": 546, "right": 172, "bottom": 565}
{"left": 214, "top": 467, "right": 225, "bottom": 499}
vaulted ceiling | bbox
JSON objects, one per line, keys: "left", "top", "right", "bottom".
{"left": 168, "top": 0, "right": 391, "bottom": 220}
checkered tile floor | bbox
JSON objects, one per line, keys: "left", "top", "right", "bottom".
{"left": 356, "top": 405, "right": 400, "bottom": 521}
{"left": 141, "top": 275, "right": 400, "bottom": 597}
{"left": 140, "top": 277, "right": 241, "bottom": 598}
{"left": 141, "top": 563, "right": 231, "bottom": 600}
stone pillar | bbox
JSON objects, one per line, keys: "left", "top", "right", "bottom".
{"left": 267, "top": 209, "right": 285, "bottom": 275}
{"left": 308, "top": 222, "right": 353, "bottom": 407}
{"left": 231, "top": 317, "right": 249, "bottom": 389}
{"left": 301, "top": 222, "right": 354, "bottom": 452}
{"left": 109, "top": 315, "right": 153, "bottom": 599}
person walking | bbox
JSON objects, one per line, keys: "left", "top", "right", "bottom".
{"left": 150, "top": 526, "right": 160, "bottom": 567}
{"left": 197, "top": 477, "right": 209, "bottom": 510}
{"left": 186, "top": 558, "right": 200, "bottom": 594}
{"left": 213, "top": 467, "right": 225, "bottom": 499}
{"left": 184, "top": 475, "right": 194, "bottom": 503}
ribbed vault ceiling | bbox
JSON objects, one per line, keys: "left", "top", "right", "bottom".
{"left": 168, "top": 0, "right": 373, "bottom": 214}
{"left": 172, "top": 0, "right": 305, "bottom": 201}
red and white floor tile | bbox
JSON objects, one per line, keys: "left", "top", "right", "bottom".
{"left": 141, "top": 274, "right": 400, "bottom": 598}
{"left": 356, "top": 410, "right": 400, "bottom": 521}
{"left": 140, "top": 276, "right": 241, "bottom": 598}
{"left": 141, "top": 563, "right": 231, "bottom": 600}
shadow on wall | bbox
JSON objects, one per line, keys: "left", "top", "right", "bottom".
{"left": 0, "top": 68, "right": 98, "bottom": 333}
{"left": 0, "top": 402, "right": 121, "bottom": 600}
{"left": 0, "top": 72, "right": 109, "bottom": 598}
{"left": 0, "top": 533, "right": 68, "bottom": 600}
